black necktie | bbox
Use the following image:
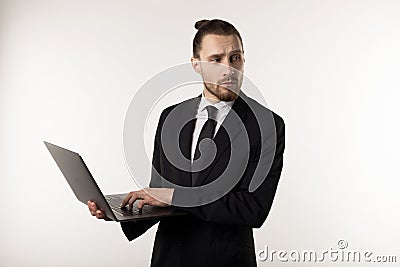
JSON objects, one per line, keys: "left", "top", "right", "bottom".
{"left": 192, "top": 106, "right": 218, "bottom": 186}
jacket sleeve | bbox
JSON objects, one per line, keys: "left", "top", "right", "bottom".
{"left": 120, "top": 218, "right": 160, "bottom": 241}
{"left": 172, "top": 115, "right": 285, "bottom": 228}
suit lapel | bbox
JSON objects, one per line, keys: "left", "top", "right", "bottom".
{"left": 175, "top": 97, "right": 200, "bottom": 186}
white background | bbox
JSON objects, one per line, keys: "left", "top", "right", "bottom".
{"left": 1, "top": 0, "right": 399, "bottom": 266}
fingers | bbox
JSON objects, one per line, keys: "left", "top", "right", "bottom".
{"left": 137, "top": 200, "right": 143, "bottom": 209}
{"left": 120, "top": 188, "right": 171, "bottom": 209}
{"left": 87, "top": 201, "right": 98, "bottom": 216}
{"left": 121, "top": 191, "right": 144, "bottom": 209}
{"left": 95, "top": 209, "right": 106, "bottom": 219}
{"left": 128, "top": 192, "right": 141, "bottom": 210}
{"left": 137, "top": 199, "right": 149, "bottom": 209}
{"left": 121, "top": 188, "right": 174, "bottom": 209}
{"left": 121, "top": 193, "right": 132, "bottom": 208}
{"left": 87, "top": 201, "right": 107, "bottom": 220}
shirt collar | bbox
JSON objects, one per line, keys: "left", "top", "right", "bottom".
{"left": 198, "top": 92, "right": 235, "bottom": 113}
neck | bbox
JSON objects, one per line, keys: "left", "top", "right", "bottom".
{"left": 202, "top": 88, "right": 220, "bottom": 103}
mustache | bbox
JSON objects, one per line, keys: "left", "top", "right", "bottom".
{"left": 218, "top": 77, "right": 238, "bottom": 84}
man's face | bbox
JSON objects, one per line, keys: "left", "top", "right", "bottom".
{"left": 192, "top": 34, "right": 245, "bottom": 102}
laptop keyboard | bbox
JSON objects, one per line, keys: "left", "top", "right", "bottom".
{"left": 105, "top": 195, "right": 152, "bottom": 216}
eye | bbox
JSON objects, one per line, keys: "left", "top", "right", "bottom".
{"left": 230, "top": 54, "right": 241, "bottom": 62}
{"left": 211, "top": 58, "right": 221, "bottom": 63}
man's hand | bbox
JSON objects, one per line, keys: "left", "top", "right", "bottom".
{"left": 121, "top": 188, "right": 175, "bottom": 210}
{"left": 87, "top": 201, "right": 111, "bottom": 221}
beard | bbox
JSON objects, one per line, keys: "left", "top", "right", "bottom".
{"left": 203, "top": 82, "right": 240, "bottom": 102}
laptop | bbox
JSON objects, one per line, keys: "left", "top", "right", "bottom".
{"left": 44, "top": 141, "right": 187, "bottom": 222}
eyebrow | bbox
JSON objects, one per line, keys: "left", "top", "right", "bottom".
{"left": 206, "top": 50, "right": 244, "bottom": 59}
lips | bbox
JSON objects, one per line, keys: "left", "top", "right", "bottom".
{"left": 220, "top": 80, "right": 236, "bottom": 87}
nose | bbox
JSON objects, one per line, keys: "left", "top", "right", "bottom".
{"left": 221, "top": 61, "right": 235, "bottom": 77}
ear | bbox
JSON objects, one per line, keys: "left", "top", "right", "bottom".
{"left": 191, "top": 57, "right": 202, "bottom": 74}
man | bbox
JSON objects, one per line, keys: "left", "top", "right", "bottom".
{"left": 88, "top": 19, "right": 285, "bottom": 266}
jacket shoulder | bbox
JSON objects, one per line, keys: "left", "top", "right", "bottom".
{"left": 159, "top": 96, "right": 200, "bottom": 119}
{"left": 242, "top": 95, "right": 284, "bottom": 127}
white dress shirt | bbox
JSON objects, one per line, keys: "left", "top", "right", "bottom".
{"left": 190, "top": 93, "right": 235, "bottom": 162}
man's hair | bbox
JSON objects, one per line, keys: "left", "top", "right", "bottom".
{"left": 192, "top": 19, "right": 244, "bottom": 59}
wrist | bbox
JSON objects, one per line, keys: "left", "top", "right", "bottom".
{"left": 167, "top": 188, "right": 175, "bottom": 205}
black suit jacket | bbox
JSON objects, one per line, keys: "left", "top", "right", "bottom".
{"left": 121, "top": 93, "right": 285, "bottom": 267}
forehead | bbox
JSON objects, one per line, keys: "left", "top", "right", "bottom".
{"left": 200, "top": 34, "right": 243, "bottom": 56}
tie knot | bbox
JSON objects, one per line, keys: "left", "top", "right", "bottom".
{"left": 205, "top": 105, "right": 218, "bottom": 120}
